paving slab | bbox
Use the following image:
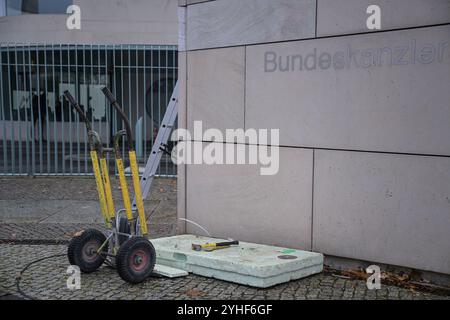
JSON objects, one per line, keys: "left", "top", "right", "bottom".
{"left": 152, "top": 234, "right": 323, "bottom": 288}
{"left": 153, "top": 264, "right": 189, "bottom": 278}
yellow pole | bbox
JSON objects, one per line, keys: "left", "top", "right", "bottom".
{"left": 90, "top": 151, "right": 111, "bottom": 227}
{"left": 129, "top": 151, "right": 147, "bottom": 235}
{"left": 100, "top": 157, "right": 115, "bottom": 219}
{"left": 116, "top": 158, "right": 133, "bottom": 221}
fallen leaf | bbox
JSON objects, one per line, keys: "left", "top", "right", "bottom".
{"left": 185, "top": 288, "right": 205, "bottom": 297}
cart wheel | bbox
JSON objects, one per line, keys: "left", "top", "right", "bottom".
{"left": 116, "top": 237, "right": 156, "bottom": 284}
{"left": 118, "top": 217, "right": 131, "bottom": 245}
{"left": 69, "top": 229, "right": 108, "bottom": 273}
{"left": 67, "top": 235, "right": 80, "bottom": 265}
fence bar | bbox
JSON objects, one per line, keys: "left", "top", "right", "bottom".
{"left": 13, "top": 47, "right": 22, "bottom": 174}
{"left": 150, "top": 47, "right": 154, "bottom": 175}
{"left": 83, "top": 45, "right": 87, "bottom": 173}
{"left": 157, "top": 47, "right": 161, "bottom": 175}
{"left": 0, "top": 45, "right": 6, "bottom": 174}
{"left": 112, "top": 47, "right": 117, "bottom": 176}
{"left": 90, "top": 44, "right": 94, "bottom": 165}
{"left": 69, "top": 45, "right": 73, "bottom": 174}
{"left": 7, "top": 43, "right": 15, "bottom": 174}
{"left": 44, "top": 45, "right": 50, "bottom": 174}
{"left": 60, "top": 44, "right": 65, "bottom": 174}
{"left": 52, "top": 45, "right": 57, "bottom": 174}
{"left": 21, "top": 46, "right": 29, "bottom": 174}
{"left": 75, "top": 45, "right": 80, "bottom": 174}
{"left": 97, "top": 45, "right": 102, "bottom": 149}
{"left": 143, "top": 48, "right": 147, "bottom": 165}
{"left": 165, "top": 47, "right": 169, "bottom": 175}
{"left": 121, "top": 45, "right": 125, "bottom": 162}
{"left": 135, "top": 46, "right": 139, "bottom": 161}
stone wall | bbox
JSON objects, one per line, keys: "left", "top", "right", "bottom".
{"left": 178, "top": 0, "right": 450, "bottom": 275}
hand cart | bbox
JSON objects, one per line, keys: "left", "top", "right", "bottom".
{"left": 62, "top": 83, "right": 178, "bottom": 284}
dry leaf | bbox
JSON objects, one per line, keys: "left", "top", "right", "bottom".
{"left": 185, "top": 288, "right": 205, "bottom": 297}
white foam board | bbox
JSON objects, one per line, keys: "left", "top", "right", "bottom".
{"left": 151, "top": 234, "right": 323, "bottom": 288}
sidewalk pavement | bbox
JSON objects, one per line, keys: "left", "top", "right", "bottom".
{"left": 0, "top": 176, "right": 177, "bottom": 242}
{"left": 0, "top": 177, "right": 448, "bottom": 300}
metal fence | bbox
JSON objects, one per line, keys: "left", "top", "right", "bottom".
{"left": 0, "top": 43, "right": 177, "bottom": 176}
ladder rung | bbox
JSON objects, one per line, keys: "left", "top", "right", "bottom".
{"left": 133, "top": 81, "right": 179, "bottom": 206}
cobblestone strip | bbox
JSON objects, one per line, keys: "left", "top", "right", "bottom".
{"left": 1, "top": 244, "right": 448, "bottom": 300}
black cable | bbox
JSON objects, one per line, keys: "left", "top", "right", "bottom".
{"left": 15, "top": 253, "right": 66, "bottom": 300}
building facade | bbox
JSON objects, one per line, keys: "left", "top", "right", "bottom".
{"left": 177, "top": 0, "right": 450, "bottom": 278}
{"left": 0, "top": 0, "right": 178, "bottom": 175}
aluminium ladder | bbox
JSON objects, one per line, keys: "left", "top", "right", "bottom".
{"left": 132, "top": 81, "right": 179, "bottom": 209}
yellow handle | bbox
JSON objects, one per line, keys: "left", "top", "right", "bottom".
{"left": 90, "top": 151, "right": 111, "bottom": 227}
{"left": 100, "top": 157, "right": 115, "bottom": 219}
{"left": 129, "top": 151, "right": 148, "bottom": 235}
{"left": 116, "top": 158, "right": 133, "bottom": 221}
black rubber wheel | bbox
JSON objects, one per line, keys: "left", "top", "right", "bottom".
{"left": 69, "top": 229, "right": 108, "bottom": 273}
{"left": 67, "top": 235, "right": 80, "bottom": 265}
{"left": 118, "top": 217, "right": 131, "bottom": 245}
{"left": 116, "top": 237, "right": 156, "bottom": 284}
